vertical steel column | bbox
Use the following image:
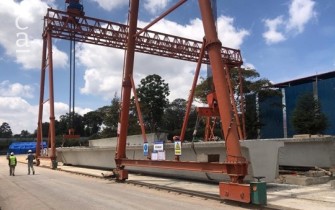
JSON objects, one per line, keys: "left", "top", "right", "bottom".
{"left": 36, "top": 37, "right": 47, "bottom": 159}
{"left": 47, "top": 30, "right": 56, "bottom": 160}
{"left": 116, "top": 0, "right": 139, "bottom": 162}
{"left": 198, "top": 0, "right": 243, "bottom": 163}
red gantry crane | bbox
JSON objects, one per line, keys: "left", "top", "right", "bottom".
{"left": 36, "top": 0, "right": 265, "bottom": 204}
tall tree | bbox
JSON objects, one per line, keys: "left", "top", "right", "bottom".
{"left": 20, "top": 130, "right": 31, "bottom": 137}
{"left": 127, "top": 98, "right": 142, "bottom": 135}
{"left": 136, "top": 74, "right": 170, "bottom": 132}
{"left": 58, "top": 112, "right": 85, "bottom": 136}
{"left": 0, "top": 122, "right": 13, "bottom": 138}
{"left": 83, "top": 110, "right": 103, "bottom": 137}
{"left": 99, "top": 93, "right": 121, "bottom": 138}
{"left": 292, "top": 93, "right": 328, "bottom": 134}
{"left": 162, "top": 98, "right": 187, "bottom": 132}
{"left": 162, "top": 98, "right": 198, "bottom": 140}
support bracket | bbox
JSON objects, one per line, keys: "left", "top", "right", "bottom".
{"left": 219, "top": 182, "right": 251, "bottom": 203}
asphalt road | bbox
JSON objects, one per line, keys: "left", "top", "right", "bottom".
{"left": 0, "top": 156, "right": 246, "bottom": 210}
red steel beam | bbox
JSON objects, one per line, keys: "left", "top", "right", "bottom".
{"left": 116, "top": 0, "right": 140, "bottom": 162}
{"left": 43, "top": 8, "right": 242, "bottom": 66}
{"left": 130, "top": 75, "right": 147, "bottom": 143}
{"left": 179, "top": 38, "right": 206, "bottom": 142}
{"left": 37, "top": 3, "right": 248, "bottom": 179}
{"left": 196, "top": 107, "right": 220, "bottom": 117}
{"left": 36, "top": 37, "right": 47, "bottom": 159}
{"left": 46, "top": 30, "right": 57, "bottom": 160}
{"left": 120, "top": 159, "right": 228, "bottom": 174}
{"left": 134, "top": 0, "right": 187, "bottom": 37}
{"left": 120, "top": 158, "right": 248, "bottom": 176}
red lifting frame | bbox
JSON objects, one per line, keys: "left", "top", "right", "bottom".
{"left": 36, "top": 0, "right": 249, "bottom": 203}
{"left": 36, "top": 6, "right": 243, "bottom": 161}
{"left": 115, "top": 0, "right": 249, "bottom": 203}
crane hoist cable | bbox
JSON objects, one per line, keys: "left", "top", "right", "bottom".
{"left": 69, "top": 25, "right": 76, "bottom": 130}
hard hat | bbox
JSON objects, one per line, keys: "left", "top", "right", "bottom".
{"left": 28, "top": 150, "right": 32, "bottom": 153}
{"left": 10, "top": 152, "right": 14, "bottom": 155}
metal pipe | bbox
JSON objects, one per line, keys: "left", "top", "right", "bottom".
{"left": 69, "top": 38, "right": 72, "bottom": 123}
{"left": 134, "top": 0, "right": 187, "bottom": 37}
{"left": 72, "top": 40, "right": 76, "bottom": 125}
{"left": 130, "top": 75, "right": 147, "bottom": 143}
{"left": 116, "top": 0, "right": 140, "bottom": 161}
{"left": 36, "top": 37, "right": 47, "bottom": 159}
{"left": 47, "top": 30, "right": 56, "bottom": 160}
{"left": 120, "top": 158, "right": 229, "bottom": 174}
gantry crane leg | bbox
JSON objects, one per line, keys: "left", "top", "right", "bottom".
{"left": 198, "top": 0, "right": 250, "bottom": 202}
{"left": 36, "top": 29, "right": 57, "bottom": 168}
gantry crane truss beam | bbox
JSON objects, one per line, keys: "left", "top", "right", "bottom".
{"left": 37, "top": 3, "right": 251, "bottom": 203}
{"left": 43, "top": 8, "right": 242, "bottom": 66}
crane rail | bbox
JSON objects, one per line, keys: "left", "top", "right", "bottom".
{"left": 43, "top": 8, "right": 243, "bottom": 65}
{"left": 56, "top": 166, "right": 277, "bottom": 209}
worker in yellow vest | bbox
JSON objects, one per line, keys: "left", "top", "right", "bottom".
{"left": 8, "top": 152, "right": 17, "bottom": 176}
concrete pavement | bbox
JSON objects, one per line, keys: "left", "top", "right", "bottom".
{"left": 0, "top": 155, "right": 242, "bottom": 210}
{"left": 14, "top": 155, "right": 335, "bottom": 210}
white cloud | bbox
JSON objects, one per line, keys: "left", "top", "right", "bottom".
{"left": 0, "top": 81, "right": 34, "bottom": 98}
{"left": 0, "top": 1, "right": 250, "bottom": 134}
{"left": 242, "top": 63, "right": 256, "bottom": 70}
{"left": 263, "top": 16, "right": 286, "bottom": 45}
{"left": 0, "top": 96, "right": 91, "bottom": 135}
{"left": 217, "top": 16, "right": 250, "bottom": 49}
{"left": 262, "top": 0, "right": 316, "bottom": 45}
{"left": 0, "top": 97, "right": 38, "bottom": 134}
{"left": 287, "top": 0, "right": 316, "bottom": 33}
{"left": 0, "top": 0, "right": 67, "bottom": 70}
{"left": 90, "top": 0, "right": 128, "bottom": 11}
{"left": 144, "top": 0, "right": 170, "bottom": 14}
{"left": 77, "top": 16, "right": 249, "bottom": 102}
{"left": 76, "top": 44, "right": 124, "bottom": 100}
{"left": 16, "top": 39, "right": 67, "bottom": 69}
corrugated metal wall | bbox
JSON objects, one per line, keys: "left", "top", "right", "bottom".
{"left": 259, "top": 94, "right": 283, "bottom": 138}
{"left": 247, "top": 75, "right": 335, "bottom": 139}
{"left": 284, "top": 83, "right": 313, "bottom": 137}
{"left": 317, "top": 77, "right": 335, "bottom": 135}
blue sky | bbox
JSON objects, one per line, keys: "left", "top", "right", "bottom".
{"left": 0, "top": 0, "right": 334, "bottom": 134}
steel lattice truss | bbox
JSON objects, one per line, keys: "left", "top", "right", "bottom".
{"left": 44, "top": 8, "right": 243, "bottom": 66}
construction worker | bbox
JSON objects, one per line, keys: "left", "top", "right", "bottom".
{"left": 8, "top": 152, "right": 17, "bottom": 176}
{"left": 26, "top": 150, "right": 35, "bottom": 175}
